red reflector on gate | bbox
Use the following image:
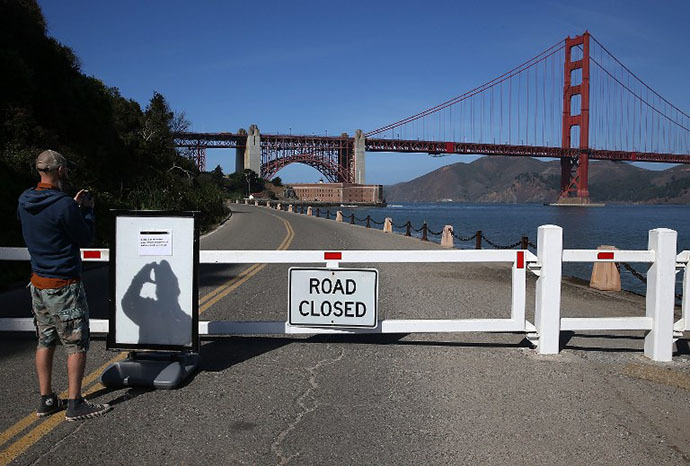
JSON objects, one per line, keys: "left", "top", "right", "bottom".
{"left": 516, "top": 251, "right": 524, "bottom": 269}
{"left": 597, "top": 252, "right": 614, "bottom": 260}
{"left": 324, "top": 252, "right": 342, "bottom": 260}
{"left": 445, "top": 142, "right": 454, "bottom": 153}
{"left": 83, "top": 250, "right": 101, "bottom": 259}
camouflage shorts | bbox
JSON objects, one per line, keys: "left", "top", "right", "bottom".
{"left": 30, "top": 282, "right": 90, "bottom": 354}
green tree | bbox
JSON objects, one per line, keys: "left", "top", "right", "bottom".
{"left": 212, "top": 165, "right": 225, "bottom": 182}
{"left": 0, "top": 1, "right": 229, "bottom": 288}
{"left": 243, "top": 169, "right": 264, "bottom": 195}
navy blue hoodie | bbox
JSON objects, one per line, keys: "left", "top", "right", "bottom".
{"left": 17, "top": 187, "right": 95, "bottom": 279}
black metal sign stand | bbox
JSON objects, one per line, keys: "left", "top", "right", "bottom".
{"left": 101, "top": 211, "right": 200, "bottom": 390}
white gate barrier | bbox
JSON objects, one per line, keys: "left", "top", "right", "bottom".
{"left": 0, "top": 225, "right": 687, "bottom": 362}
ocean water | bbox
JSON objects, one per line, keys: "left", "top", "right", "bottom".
{"left": 334, "top": 202, "right": 690, "bottom": 297}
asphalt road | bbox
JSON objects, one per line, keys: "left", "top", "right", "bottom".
{"left": 1, "top": 204, "right": 689, "bottom": 465}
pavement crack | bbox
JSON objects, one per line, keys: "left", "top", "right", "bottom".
{"left": 29, "top": 421, "right": 85, "bottom": 465}
{"left": 271, "top": 345, "right": 345, "bottom": 466}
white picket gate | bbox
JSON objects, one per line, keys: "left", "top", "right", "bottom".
{"left": 0, "top": 225, "right": 687, "bottom": 362}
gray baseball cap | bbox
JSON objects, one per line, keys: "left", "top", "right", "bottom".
{"left": 35, "top": 150, "right": 72, "bottom": 172}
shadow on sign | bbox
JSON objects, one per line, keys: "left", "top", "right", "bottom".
{"left": 121, "top": 260, "right": 191, "bottom": 346}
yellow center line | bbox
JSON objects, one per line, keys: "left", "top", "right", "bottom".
{"left": 0, "top": 382, "right": 108, "bottom": 465}
{"left": 0, "top": 208, "right": 294, "bottom": 466}
{"left": 198, "top": 263, "right": 263, "bottom": 306}
{"left": 0, "top": 353, "right": 126, "bottom": 451}
{"left": 198, "top": 212, "right": 294, "bottom": 307}
{"left": 0, "top": 417, "right": 34, "bottom": 453}
{"left": 199, "top": 212, "right": 294, "bottom": 315}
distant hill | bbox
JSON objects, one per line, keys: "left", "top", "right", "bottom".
{"left": 385, "top": 157, "right": 690, "bottom": 204}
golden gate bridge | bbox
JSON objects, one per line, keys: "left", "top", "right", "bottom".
{"left": 174, "top": 32, "right": 690, "bottom": 205}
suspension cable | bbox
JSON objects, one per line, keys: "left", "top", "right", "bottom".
{"left": 366, "top": 40, "right": 566, "bottom": 137}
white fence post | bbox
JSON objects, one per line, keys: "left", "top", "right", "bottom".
{"left": 644, "top": 228, "right": 677, "bottom": 362}
{"left": 534, "top": 225, "right": 563, "bottom": 354}
{"left": 682, "top": 262, "right": 690, "bottom": 331}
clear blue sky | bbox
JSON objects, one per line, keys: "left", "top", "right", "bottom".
{"left": 39, "top": 0, "right": 690, "bottom": 184}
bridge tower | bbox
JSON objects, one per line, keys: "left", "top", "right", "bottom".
{"left": 354, "top": 129, "right": 365, "bottom": 184}
{"left": 244, "top": 124, "right": 261, "bottom": 175}
{"left": 558, "top": 31, "right": 591, "bottom": 205}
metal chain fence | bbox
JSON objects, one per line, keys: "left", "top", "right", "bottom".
{"left": 618, "top": 262, "right": 683, "bottom": 301}
{"left": 452, "top": 232, "right": 478, "bottom": 242}
{"left": 274, "top": 204, "right": 685, "bottom": 302}
{"left": 480, "top": 234, "right": 522, "bottom": 250}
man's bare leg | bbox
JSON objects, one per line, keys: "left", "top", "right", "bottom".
{"left": 67, "top": 352, "right": 86, "bottom": 399}
{"left": 65, "top": 351, "right": 111, "bottom": 421}
{"left": 36, "top": 347, "right": 56, "bottom": 396}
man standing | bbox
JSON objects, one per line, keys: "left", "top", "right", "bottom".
{"left": 17, "top": 149, "right": 111, "bottom": 421}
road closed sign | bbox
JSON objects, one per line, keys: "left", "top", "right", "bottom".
{"left": 289, "top": 268, "right": 378, "bottom": 328}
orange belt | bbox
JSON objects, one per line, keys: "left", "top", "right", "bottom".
{"left": 30, "top": 273, "right": 80, "bottom": 290}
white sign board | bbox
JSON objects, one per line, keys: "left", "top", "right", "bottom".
{"left": 109, "top": 213, "right": 198, "bottom": 351}
{"left": 289, "top": 268, "right": 378, "bottom": 328}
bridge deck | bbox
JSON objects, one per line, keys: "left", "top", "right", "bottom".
{"left": 175, "top": 132, "right": 690, "bottom": 164}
